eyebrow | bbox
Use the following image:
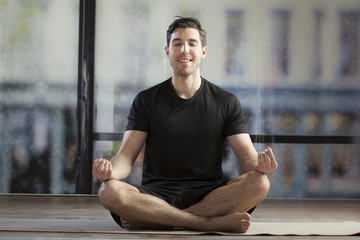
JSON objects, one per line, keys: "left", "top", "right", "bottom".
{"left": 172, "top": 38, "right": 199, "bottom": 43}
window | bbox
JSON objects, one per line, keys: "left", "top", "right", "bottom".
{"left": 271, "top": 10, "right": 291, "bottom": 80}
{"left": 0, "top": 0, "right": 79, "bottom": 194}
{"left": 312, "top": 10, "right": 325, "bottom": 80}
{"left": 339, "top": 11, "right": 360, "bottom": 79}
{"left": 1, "top": 0, "right": 358, "bottom": 198}
{"left": 225, "top": 10, "right": 246, "bottom": 77}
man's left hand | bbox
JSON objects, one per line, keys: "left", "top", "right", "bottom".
{"left": 256, "top": 147, "right": 278, "bottom": 174}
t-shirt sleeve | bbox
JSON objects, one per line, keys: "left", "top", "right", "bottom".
{"left": 224, "top": 94, "right": 248, "bottom": 137}
{"left": 125, "top": 92, "right": 150, "bottom": 132}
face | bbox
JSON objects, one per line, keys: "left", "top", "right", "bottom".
{"left": 165, "top": 28, "right": 207, "bottom": 78}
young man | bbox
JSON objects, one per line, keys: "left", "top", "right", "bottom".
{"left": 93, "top": 17, "right": 277, "bottom": 233}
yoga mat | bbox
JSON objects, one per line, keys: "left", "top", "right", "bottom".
{"left": 0, "top": 219, "right": 359, "bottom": 236}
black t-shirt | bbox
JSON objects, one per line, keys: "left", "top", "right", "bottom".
{"left": 126, "top": 77, "right": 248, "bottom": 186}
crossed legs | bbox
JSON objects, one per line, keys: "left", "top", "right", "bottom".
{"left": 98, "top": 171, "right": 270, "bottom": 233}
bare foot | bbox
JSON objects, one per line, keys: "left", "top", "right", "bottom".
{"left": 120, "top": 217, "right": 171, "bottom": 230}
{"left": 207, "top": 212, "right": 251, "bottom": 233}
{"left": 121, "top": 212, "right": 251, "bottom": 233}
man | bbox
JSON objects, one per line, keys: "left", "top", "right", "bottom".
{"left": 93, "top": 16, "right": 278, "bottom": 233}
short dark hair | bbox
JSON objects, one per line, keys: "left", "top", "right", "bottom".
{"left": 166, "top": 16, "right": 207, "bottom": 47}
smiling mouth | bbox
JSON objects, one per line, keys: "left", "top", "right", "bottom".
{"left": 178, "top": 58, "right": 192, "bottom": 63}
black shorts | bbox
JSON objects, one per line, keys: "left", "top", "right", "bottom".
{"left": 110, "top": 179, "right": 256, "bottom": 227}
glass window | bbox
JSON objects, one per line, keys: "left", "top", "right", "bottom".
{"left": 271, "top": 10, "right": 291, "bottom": 80}
{"left": 93, "top": 0, "right": 359, "bottom": 198}
{"left": 225, "top": 9, "right": 246, "bottom": 77}
{"left": 312, "top": 10, "right": 325, "bottom": 80}
{"left": 0, "top": 0, "right": 79, "bottom": 194}
{"left": 338, "top": 11, "right": 360, "bottom": 79}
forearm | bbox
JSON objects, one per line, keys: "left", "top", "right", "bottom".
{"left": 108, "top": 130, "right": 147, "bottom": 180}
{"left": 241, "top": 152, "right": 258, "bottom": 173}
{"left": 227, "top": 134, "right": 258, "bottom": 173}
{"left": 227, "top": 134, "right": 278, "bottom": 175}
{"left": 109, "top": 153, "right": 133, "bottom": 180}
{"left": 93, "top": 131, "right": 147, "bottom": 181}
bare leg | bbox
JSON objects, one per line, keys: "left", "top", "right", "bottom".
{"left": 184, "top": 171, "right": 270, "bottom": 217}
{"left": 98, "top": 180, "right": 252, "bottom": 232}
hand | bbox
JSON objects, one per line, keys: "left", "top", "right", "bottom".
{"left": 92, "top": 158, "right": 112, "bottom": 180}
{"left": 256, "top": 147, "right": 278, "bottom": 174}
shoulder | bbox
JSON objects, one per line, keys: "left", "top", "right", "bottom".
{"left": 139, "top": 78, "right": 170, "bottom": 96}
{"left": 203, "top": 78, "right": 239, "bottom": 105}
{"left": 202, "top": 78, "right": 244, "bottom": 122}
{"left": 136, "top": 78, "right": 171, "bottom": 102}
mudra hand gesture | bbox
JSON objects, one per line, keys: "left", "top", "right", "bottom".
{"left": 92, "top": 158, "right": 112, "bottom": 180}
{"left": 256, "top": 147, "right": 278, "bottom": 174}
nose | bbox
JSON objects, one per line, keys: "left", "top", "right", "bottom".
{"left": 181, "top": 44, "right": 189, "bottom": 54}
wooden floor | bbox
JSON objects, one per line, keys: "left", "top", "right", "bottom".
{"left": 0, "top": 194, "right": 359, "bottom": 240}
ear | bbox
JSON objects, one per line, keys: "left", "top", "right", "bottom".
{"left": 165, "top": 46, "right": 169, "bottom": 57}
{"left": 201, "top": 46, "right": 207, "bottom": 59}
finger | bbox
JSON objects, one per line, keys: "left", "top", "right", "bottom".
{"left": 95, "top": 160, "right": 106, "bottom": 178}
{"left": 103, "top": 160, "right": 112, "bottom": 179}
{"left": 96, "top": 159, "right": 104, "bottom": 171}
{"left": 257, "top": 153, "right": 263, "bottom": 171}
{"left": 99, "top": 160, "right": 109, "bottom": 177}
{"left": 261, "top": 152, "right": 269, "bottom": 170}
{"left": 103, "top": 161, "right": 109, "bottom": 178}
{"left": 100, "top": 158, "right": 107, "bottom": 169}
{"left": 92, "top": 159, "right": 102, "bottom": 177}
{"left": 93, "top": 158, "right": 100, "bottom": 168}
{"left": 95, "top": 158, "right": 104, "bottom": 169}
{"left": 264, "top": 151, "right": 271, "bottom": 170}
{"left": 106, "top": 161, "right": 112, "bottom": 179}
{"left": 258, "top": 152, "right": 266, "bottom": 172}
{"left": 266, "top": 148, "right": 278, "bottom": 170}
{"left": 100, "top": 161, "right": 108, "bottom": 178}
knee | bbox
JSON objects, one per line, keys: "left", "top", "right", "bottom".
{"left": 97, "top": 180, "right": 115, "bottom": 207}
{"left": 230, "top": 171, "right": 270, "bottom": 197}
{"left": 250, "top": 171, "right": 270, "bottom": 197}
{"left": 97, "top": 180, "right": 126, "bottom": 209}
{"left": 98, "top": 180, "right": 138, "bottom": 211}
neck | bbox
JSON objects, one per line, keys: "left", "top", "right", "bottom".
{"left": 172, "top": 73, "right": 202, "bottom": 99}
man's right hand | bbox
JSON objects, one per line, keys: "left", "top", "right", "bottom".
{"left": 92, "top": 158, "right": 112, "bottom": 180}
